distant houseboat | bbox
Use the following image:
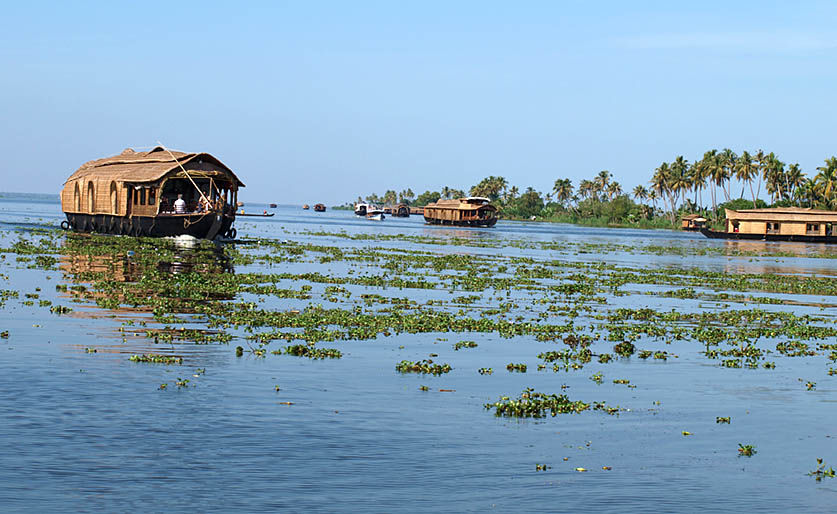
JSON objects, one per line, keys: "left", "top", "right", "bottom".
{"left": 302, "top": 204, "right": 310, "bottom": 210}
{"left": 354, "top": 203, "right": 370, "bottom": 216}
{"left": 681, "top": 214, "right": 707, "bottom": 231}
{"left": 60, "top": 147, "right": 243, "bottom": 239}
{"left": 423, "top": 197, "right": 498, "bottom": 227}
{"left": 700, "top": 208, "right": 837, "bottom": 243}
{"left": 366, "top": 208, "right": 385, "bottom": 221}
{"left": 314, "top": 203, "right": 326, "bottom": 212}
{"left": 391, "top": 204, "right": 410, "bottom": 217}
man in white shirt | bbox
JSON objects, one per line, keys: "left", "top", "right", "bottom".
{"left": 174, "top": 194, "right": 187, "bottom": 214}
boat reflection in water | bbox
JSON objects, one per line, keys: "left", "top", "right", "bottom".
{"left": 59, "top": 236, "right": 233, "bottom": 288}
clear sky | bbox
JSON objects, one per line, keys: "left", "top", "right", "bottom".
{"left": 3, "top": 1, "right": 837, "bottom": 205}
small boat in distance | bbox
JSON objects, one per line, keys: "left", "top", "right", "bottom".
{"left": 269, "top": 203, "right": 277, "bottom": 208}
{"left": 302, "top": 204, "right": 310, "bottom": 210}
{"left": 354, "top": 202, "right": 369, "bottom": 216}
{"left": 423, "top": 197, "right": 498, "bottom": 227}
{"left": 366, "top": 208, "right": 385, "bottom": 221}
{"left": 681, "top": 214, "right": 707, "bottom": 231}
{"left": 59, "top": 146, "right": 243, "bottom": 239}
{"left": 700, "top": 208, "right": 837, "bottom": 243}
{"left": 314, "top": 203, "right": 326, "bottom": 212}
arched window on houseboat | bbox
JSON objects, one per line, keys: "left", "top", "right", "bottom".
{"left": 74, "top": 182, "right": 81, "bottom": 211}
{"left": 110, "top": 181, "right": 118, "bottom": 214}
{"left": 87, "top": 181, "right": 95, "bottom": 213}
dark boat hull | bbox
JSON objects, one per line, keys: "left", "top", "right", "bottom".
{"left": 700, "top": 228, "right": 837, "bottom": 243}
{"left": 423, "top": 217, "right": 498, "bottom": 227}
{"left": 64, "top": 213, "right": 235, "bottom": 239}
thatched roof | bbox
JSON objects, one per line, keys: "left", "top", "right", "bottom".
{"left": 64, "top": 147, "right": 245, "bottom": 187}
{"left": 726, "top": 208, "right": 837, "bottom": 223}
{"left": 427, "top": 198, "right": 496, "bottom": 210}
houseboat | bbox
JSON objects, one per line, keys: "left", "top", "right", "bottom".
{"left": 302, "top": 204, "right": 310, "bottom": 210}
{"left": 681, "top": 214, "right": 707, "bottom": 231}
{"left": 391, "top": 204, "right": 410, "bottom": 217}
{"left": 700, "top": 208, "right": 837, "bottom": 243}
{"left": 60, "top": 146, "right": 243, "bottom": 239}
{"left": 314, "top": 203, "right": 326, "bottom": 212}
{"left": 423, "top": 197, "right": 498, "bottom": 227}
{"left": 366, "top": 208, "right": 385, "bottom": 221}
{"left": 354, "top": 202, "right": 370, "bottom": 216}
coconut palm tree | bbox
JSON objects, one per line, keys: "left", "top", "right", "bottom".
{"left": 719, "top": 148, "right": 737, "bottom": 202}
{"left": 578, "top": 179, "right": 594, "bottom": 200}
{"left": 607, "top": 181, "right": 622, "bottom": 201}
{"left": 814, "top": 157, "right": 837, "bottom": 209}
{"left": 651, "top": 162, "right": 679, "bottom": 222}
{"left": 594, "top": 170, "right": 611, "bottom": 200}
{"left": 632, "top": 185, "right": 648, "bottom": 203}
{"left": 552, "top": 178, "right": 573, "bottom": 207}
{"left": 735, "top": 151, "right": 757, "bottom": 206}
{"left": 784, "top": 163, "right": 805, "bottom": 203}
{"left": 669, "top": 156, "right": 690, "bottom": 212}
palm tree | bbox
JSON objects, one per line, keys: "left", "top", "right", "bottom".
{"left": 670, "top": 156, "right": 690, "bottom": 212}
{"left": 719, "top": 148, "right": 737, "bottom": 202}
{"left": 785, "top": 163, "right": 805, "bottom": 203}
{"left": 754, "top": 149, "right": 767, "bottom": 202}
{"left": 651, "top": 162, "right": 679, "bottom": 222}
{"left": 632, "top": 185, "right": 648, "bottom": 204}
{"left": 735, "top": 151, "right": 757, "bottom": 206}
{"left": 814, "top": 157, "right": 837, "bottom": 209}
{"left": 578, "top": 179, "right": 594, "bottom": 200}
{"left": 594, "top": 170, "right": 611, "bottom": 200}
{"left": 552, "top": 179, "right": 573, "bottom": 207}
{"left": 507, "top": 185, "right": 519, "bottom": 201}
{"left": 607, "top": 181, "right": 622, "bottom": 200}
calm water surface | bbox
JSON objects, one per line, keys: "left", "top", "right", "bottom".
{"left": 0, "top": 193, "right": 836, "bottom": 512}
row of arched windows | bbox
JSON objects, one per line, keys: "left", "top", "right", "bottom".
{"left": 72, "top": 180, "right": 120, "bottom": 214}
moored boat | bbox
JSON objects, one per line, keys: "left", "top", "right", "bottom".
{"left": 423, "top": 197, "right": 498, "bottom": 227}
{"left": 314, "top": 203, "right": 326, "bottom": 212}
{"left": 354, "top": 202, "right": 369, "bottom": 216}
{"left": 366, "top": 208, "right": 385, "bottom": 221}
{"left": 681, "top": 214, "right": 707, "bottom": 231}
{"left": 60, "top": 146, "right": 243, "bottom": 239}
{"left": 700, "top": 208, "right": 837, "bottom": 243}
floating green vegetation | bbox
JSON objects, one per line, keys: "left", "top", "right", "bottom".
{"left": 535, "top": 464, "right": 551, "bottom": 471}
{"left": 282, "top": 344, "right": 342, "bottom": 359}
{"left": 613, "top": 341, "right": 635, "bottom": 357}
{"left": 485, "top": 387, "right": 616, "bottom": 418}
{"left": 129, "top": 354, "right": 183, "bottom": 364}
{"left": 506, "top": 362, "right": 527, "bottom": 373}
{"left": 453, "top": 340, "right": 478, "bottom": 350}
{"left": 716, "top": 417, "right": 731, "bottom": 424}
{"left": 0, "top": 330, "right": 8, "bottom": 339}
{"left": 478, "top": 367, "right": 494, "bottom": 375}
{"left": 590, "top": 372, "right": 603, "bottom": 384}
{"left": 808, "top": 459, "right": 836, "bottom": 481}
{"left": 738, "top": 444, "right": 757, "bottom": 457}
{"left": 395, "top": 359, "right": 451, "bottom": 375}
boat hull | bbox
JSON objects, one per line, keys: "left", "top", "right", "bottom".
{"left": 64, "top": 212, "right": 235, "bottom": 239}
{"left": 366, "top": 214, "right": 385, "bottom": 221}
{"left": 700, "top": 228, "right": 837, "bottom": 243}
{"left": 423, "top": 217, "right": 498, "bottom": 227}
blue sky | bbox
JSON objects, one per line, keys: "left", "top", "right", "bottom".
{"left": 2, "top": 1, "right": 837, "bottom": 204}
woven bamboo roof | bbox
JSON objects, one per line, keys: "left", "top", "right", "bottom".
{"left": 426, "top": 198, "right": 496, "bottom": 210}
{"left": 726, "top": 208, "right": 837, "bottom": 222}
{"left": 64, "top": 147, "right": 245, "bottom": 186}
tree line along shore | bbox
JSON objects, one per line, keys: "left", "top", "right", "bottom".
{"left": 341, "top": 150, "right": 837, "bottom": 229}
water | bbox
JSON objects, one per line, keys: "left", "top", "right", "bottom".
{"left": 1, "top": 194, "right": 836, "bottom": 512}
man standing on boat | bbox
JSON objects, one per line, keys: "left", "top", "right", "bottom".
{"left": 174, "top": 194, "right": 187, "bottom": 214}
